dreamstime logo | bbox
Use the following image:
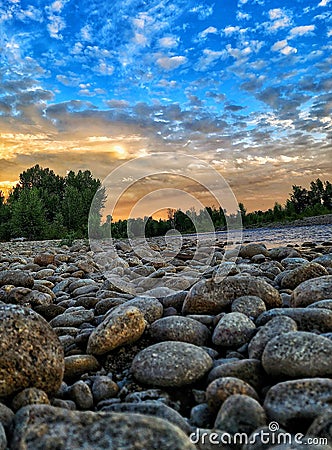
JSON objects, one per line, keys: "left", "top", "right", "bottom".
{"left": 88, "top": 153, "right": 243, "bottom": 297}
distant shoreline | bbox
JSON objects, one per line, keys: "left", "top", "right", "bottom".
{"left": 245, "top": 214, "right": 332, "bottom": 230}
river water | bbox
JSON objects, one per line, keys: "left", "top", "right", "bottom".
{"left": 215, "top": 224, "right": 332, "bottom": 248}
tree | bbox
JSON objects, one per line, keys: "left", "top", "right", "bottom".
{"left": 10, "top": 188, "right": 47, "bottom": 240}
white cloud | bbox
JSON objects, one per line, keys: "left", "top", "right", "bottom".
{"left": 271, "top": 39, "right": 297, "bottom": 55}
{"left": 158, "top": 36, "right": 178, "bottom": 48}
{"left": 266, "top": 8, "right": 292, "bottom": 32}
{"left": 237, "top": 11, "right": 251, "bottom": 21}
{"left": 224, "top": 26, "right": 240, "bottom": 36}
{"left": 156, "top": 55, "right": 187, "bottom": 70}
{"left": 195, "top": 49, "right": 226, "bottom": 71}
{"left": 268, "top": 9, "right": 283, "bottom": 20}
{"left": 289, "top": 25, "right": 315, "bottom": 38}
{"left": 318, "top": 0, "right": 331, "bottom": 6}
{"left": 96, "top": 62, "right": 114, "bottom": 75}
{"left": 198, "top": 26, "right": 218, "bottom": 40}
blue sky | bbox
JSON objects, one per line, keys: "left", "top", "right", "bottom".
{"left": 0, "top": 0, "right": 331, "bottom": 212}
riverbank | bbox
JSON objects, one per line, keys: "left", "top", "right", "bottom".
{"left": 246, "top": 213, "right": 332, "bottom": 229}
{"left": 0, "top": 237, "right": 332, "bottom": 448}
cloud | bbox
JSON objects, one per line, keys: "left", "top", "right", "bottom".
{"left": 198, "top": 26, "right": 218, "bottom": 40}
{"left": 189, "top": 4, "right": 214, "bottom": 20}
{"left": 289, "top": 25, "right": 315, "bottom": 37}
{"left": 318, "top": 0, "right": 331, "bottom": 6}
{"left": 158, "top": 36, "right": 179, "bottom": 48}
{"left": 195, "top": 49, "right": 227, "bottom": 71}
{"left": 156, "top": 55, "right": 187, "bottom": 70}
{"left": 266, "top": 8, "right": 292, "bottom": 32}
{"left": 271, "top": 39, "right": 297, "bottom": 55}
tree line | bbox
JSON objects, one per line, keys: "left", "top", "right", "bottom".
{"left": 0, "top": 165, "right": 331, "bottom": 241}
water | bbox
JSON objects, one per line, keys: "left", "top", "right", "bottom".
{"left": 216, "top": 224, "right": 332, "bottom": 248}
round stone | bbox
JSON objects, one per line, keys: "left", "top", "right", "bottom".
{"left": 0, "top": 304, "right": 64, "bottom": 398}
{"left": 214, "top": 394, "right": 266, "bottom": 434}
{"left": 11, "top": 388, "right": 50, "bottom": 412}
{"left": 0, "top": 270, "right": 34, "bottom": 288}
{"left": 291, "top": 275, "right": 332, "bottom": 307}
{"left": 231, "top": 295, "right": 266, "bottom": 319}
{"left": 281, "top": 262, "right": 328, "bottom": 290}
{"left": 239, "top": 243, "right": 268, "bottom": 258}
{"left": 87, "top": 305, "right": 146, "bottom": 355}
{"left": 131, "top": 341, "right": 213, "bottom": 387}
{"left": 248, "top": 316, "right": 298, "bottom": 359}
{"left": 212, "top": 312, "right": 256, "bottom": 348}
{"left": 64, "top": 355, "right": 100, "bottom": 380}
{"left": 264, "top": 378, "right": 332, "bottom": 428}
{"left": 262, "top": 331, "right": 332, "bottom": 378}
{"left": 149, "top": 316, "right": 211, "bottom": 346}
{"left": 206, "top": 376, "right": 259, "bottom": 413}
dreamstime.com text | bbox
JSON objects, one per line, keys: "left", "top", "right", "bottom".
{"left": 189, "top": 422, "right": 329, "bottom": 447}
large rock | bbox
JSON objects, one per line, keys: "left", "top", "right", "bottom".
{"left": 87, "top": 305, "right": 146, "bottom": 355}
{"left": 0, "top": 305, "right": 64, "bottom": 397}
{"left": 239, "top": 243, "right": 268, "bottom": 258}
{"left": 10, "top": 405, "right": 195, "bottom": 450}
{"left": 291, "top": 275, "right": 332, "bottom": 307}
{"left": 264, "top": 378, "right": 332, "bottom": 428}
{"left": 262, "top": 332, "right": 332, "bottom": 378}
{"left": 182, "top": 276, "right": 281, "bottom": 315}
{"left": 0, "top": 271, "right": 34, "bottom": 288}
{"left": 131, "top": 341, "right": 213, "bottom": 387}
{"left": 281, "top": 263, "right": 328, "bottom": 290}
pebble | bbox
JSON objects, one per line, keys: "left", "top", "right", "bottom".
{"left": 231, "top": 295, "right": 266, "bottom": 319}
{"left": 87, "top": 304, "right": 146, "bottom": 355}
{"left": 11, "top": 388, "right": 50, "bottom": 412}
{"left": 64, "top": 355, "right": 100, "bottom": 380}
{"left": 131, "top": 341, "right": 213, "bottom": 387}
{"left": 264, "top": 378, "right": 332, "bottom": 428}
{"left": 290, "top": 275, "right": 332, "bottom": 307}
{"left": 149, "top": 316, "right": 211, "bottom": 346}
{"left": 262, "top": 331, "right": 332, "bottom": 378}
{"left": 212, "top": 312, "right": 256, "bottom": 347}
{"left": 281, "top": 262, "right": 328, "bottom": 290}
{"left": 214, "top": 394, "right": 267, "bottom": 434}
{"left": 0, "top": 270, "right": 34, "bottom": 288}
{"left": 92, "top": 376, "right": 119, "bottom": 403}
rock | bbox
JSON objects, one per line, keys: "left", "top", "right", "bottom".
{"left": 101, "top": 401, "right": 191, "bottom": 434}
{"left": 50, "top": 309, "right": 95, "bottom": 327}
{"left": 214, "top": 394, "right": 266, "bottom": 434}
{"left": 248, "top": 316, "right": 298, "bottom": 359}
{"left": 64, "top": 355, "right": 100, "bottom": 380}
{"left": 34, "top": 254, "right": 55, "bottom": 266}
{"left": 131, "top": 341, "right": 213, "bottom": 387}
{"left": 0, "top": 304, "right": 64, "bottom": 397}
{"left": 281, "top": 262, "right": 328, "bottom": 290}
{"left": 312, "top": 254, "right": 332, "bottom": 268}
{"left": 262, "top": 331, "right": 332, "bottom": 378}
{"left": 23, "top": 290, "right": 53, "bottom": 307}
{"left": 307, "top": 299, "right": 332, "bottom": 310}
{"left": 0, "top": 402, "right": 14, "bottom": 431}
{"left": 92, "top": 376, "right": 119, "bottom": 403}
{"left": 123, "top": 296, "right": 163, "bottom": 323}
{"left": 11, "top": 388, "right": 50, "bottom": 412}
{"left": 239, "top": 243, "right": 268, "bottom": 258}
{"left": 11, "top": 404, "right": 195, "bottom": 449}
{"left": 306, "top": 412, "right": 332, "bottom": 443}
{"left": 264, "top": 378, "right": 332, "bottom": 428}
{"left": 34, "top": 304, "right": 66, "bottom": 321}
{"left": 256, "top": 308, "right": 332, "bottom": 333}
{"left": 190, "top": 403, "right": 214, "bottom": 428}
{"left": 182, "top": 276, "right": 281, "bottom": 315}
{"left": 0, "top": 423, "right": 6, "bottom": 450}
{"left": 207, "top": 359, "right": 265, "bottom": 392}
{"left": 212, "top": 312, "right": 256, "bottom": 348}
{"left": 206, "top": 377, "right": 259, "bottom": 413}
{"left": 0, "top": 270, "right": 34, "bottom": 288}
{"left": 149, "top": 316, "right": 211, "bottom": 346}
{"left": 87, "top": 305, "right": 146, "bottom": 355}
{"left": 231, "top": 295, "right": 266, "bottom": 319}
{"left": 290, "top": 275, "right": 332, "bottom": 307}
{"left": 68, "top": 380, "right": 94, "bottom": 410}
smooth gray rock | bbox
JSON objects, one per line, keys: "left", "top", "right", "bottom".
{"left": 281, "top": 262, "right": 328, "bottom": 290}
{"left": 212, "top": 312, "right": 256, "bottom": 347}
{"left": 291, "top": 275, "right": 332, "bottom": 307}
{"left": 149, "top": 316, "right": 211, "bottom": 346}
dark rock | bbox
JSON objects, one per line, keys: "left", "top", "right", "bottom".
{"left": 149, "top": 316, "right": 211, "bottom": 346}
{"left": 0, "top": 270, "right": 34, "bottom": 288}
{"left": 212, "top": 312, "right": 256, "bottom": 348}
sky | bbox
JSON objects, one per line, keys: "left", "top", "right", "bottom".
{"left": 0, "top": 0, "right": 331, "bottom": 217}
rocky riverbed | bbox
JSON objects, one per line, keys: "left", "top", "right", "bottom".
{"left": 0, "top": 237, "right": 332, "bottom": 449}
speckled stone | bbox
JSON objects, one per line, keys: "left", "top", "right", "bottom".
{"left": 122, "top": 296, "right": 164, "bottom": 323}
{"left": 149, "top": 316, "right": 211, "bottom": 346}
{"left": 206, "top": 376, "right": 259, "bottom": 413}
{"left": 214, "top": 394, "right": 267, "bottom": 434}
{"left": 231, "top": 295, "right": 266, "bottom": 319}
{"left": 255, "top": 308, "right": 332, "bottom": 333}
{"left": 248, "top": 316, "right": 298, "bottom": 359}
{"left": 11, "top": 388, "right": 50, "bottom": 412}
{"left": 281, "top": 262, "right": 328, "bottom": 290}
{"left": 307, "top": 299, "right": 332, "bottom": 310}
{"left": 87, "top": 304, "right": 146, "bottom": 355}
{"left": 92, "top": 376, "right": 119, "bottom": 403}
{"left": 131, "top": 341, "right": 213, "bottom": 387}
{"left": 264, "top": 378, "right": 332, "bottom": 428}
{"left": 50, "top": 309, "right": 95, "bottom": 327}
{"left": 306, "top": 412, "right": 332, "bottom": 443}
{"left": 101, "top": 401, "right": 192, "bottom": 434}
{"left": 0, "top": 304, "right": 64, "bottom": 398}
{"left": 68, "top": 380, "right": 93, "bottom": 410}
{"left": 0, "top": 422, "right": 6, "bottom": 450}
{"left": 34, "top": 254, "right": 55, "bottom": 266}
{"left": 207, "top": 359, "right": 265, "bottom": 391}
{"left": 239, "top": 243, "right": 269, "bottom": 258}
{"left": 0, "top": 270, "right": 34, "bottom": 288}
{"left": 64, "top": 355, "right": 100, "bottom": 380}
{"left": 290, "top": 275, "right": 332, "bottom": 307}
{"left": 262, "top": 331, "right": 332, "bottom": 378}
{"left": 212, "top": 312, "right": 256, "bottom": 347}
{"left": 11, "top": 405, "right": 195, "bottom": 450}
{"left": 182, "top": 276, "right": 281, "bottom": 315}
